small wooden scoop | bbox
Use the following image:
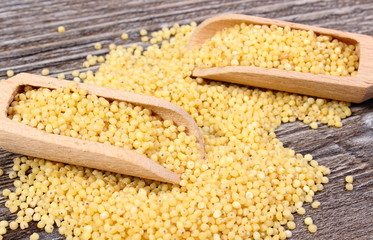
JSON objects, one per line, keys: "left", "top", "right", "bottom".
{"left": 189, "top": 14, "right": 373, "bottom": 103}
{"left": 0, "top": 73, "right": 204, "bottom": 184}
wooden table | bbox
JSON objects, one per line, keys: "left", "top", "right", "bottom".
{"left": 0, "top": 0, "right": 372, "bottom": 239}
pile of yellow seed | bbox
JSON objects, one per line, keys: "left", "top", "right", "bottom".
{"left": 195, "top": 23, "right": 359, "bottom": 76}
{"left": 8, "top": 84, "right": 200, "bottom": 171}
{"left": 1, "top": 22, "right": 354, "bottom": 240}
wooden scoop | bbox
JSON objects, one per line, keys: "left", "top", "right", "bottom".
{"left": 189, "top": 14, "right": 373, "bottom": 103}
{"left": 0, "top": 73, "right": 204, "bottom": 184}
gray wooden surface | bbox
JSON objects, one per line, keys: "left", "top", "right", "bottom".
{"left": 0, "top": 0, "right": 372, "bottom": 239}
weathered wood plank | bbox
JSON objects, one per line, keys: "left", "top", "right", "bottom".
{"left": 0, "top": 0, "right": 372, "bottom": 239}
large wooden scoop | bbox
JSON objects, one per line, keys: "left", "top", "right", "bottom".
{"left": 189, "top": 14, "right": 373, "bottom": 103}
{"left": 0, "top": 73, "right": 204, "bottom": 184}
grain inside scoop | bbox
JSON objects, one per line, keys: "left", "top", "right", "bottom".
{"left": 0, "top": 73, "right": 205, "bottom": 184}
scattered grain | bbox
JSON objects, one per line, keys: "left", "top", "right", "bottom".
{"left": 6, "top": 70, "right": 14, "bottom": 77}
{"left": 41, "top": 68, "right": 50, "bottom": 76}
{"left": 345, "top": 183, "right": 353, "bottom": 191}
{"left": 345, "top": 175, "right": 353, "bottom": 183}
{"left": 57, "top": 26, "right": 66, "bottom": 33}
{"left": 94, "top": 42, "right": 102, "bottom": 50}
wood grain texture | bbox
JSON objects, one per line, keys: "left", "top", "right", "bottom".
{"left": 0, "top": 0, "right": 372, "bottom": 239}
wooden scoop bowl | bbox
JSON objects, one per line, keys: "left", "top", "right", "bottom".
{"left": 189, "top": 14, "right": 373, "bottom": 103}
{"left": 0, "top": 73, "right": 204, "bottom": 184}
